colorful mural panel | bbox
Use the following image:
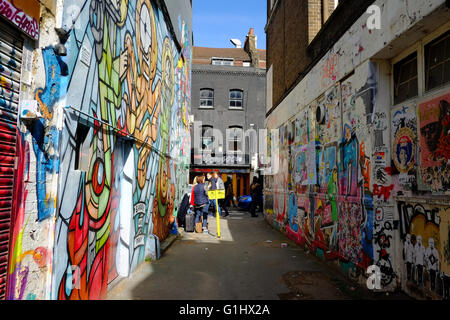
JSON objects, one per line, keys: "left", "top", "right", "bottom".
{"left": 399, "top": 201, "right": 450, "bottom": 299}
{"left": 418, "top": 93, "right": 450, "bottom": 192}
{"left": 46, "top": 0, "right": 191, "bottom": 300}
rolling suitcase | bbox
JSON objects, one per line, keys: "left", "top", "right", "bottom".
{"left": 185, "top": 211, "right": 195, "bottom": 233}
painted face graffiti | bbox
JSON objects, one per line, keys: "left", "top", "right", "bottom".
{"left": 393, "top": 127, "right": 415, "bottom": 174}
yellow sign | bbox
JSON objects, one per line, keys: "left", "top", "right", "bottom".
{"left": 207, "top": 189, "right": 225, "bottom": 238}
{"left": 208, "top": 189, "right": 225, "bottom": 200}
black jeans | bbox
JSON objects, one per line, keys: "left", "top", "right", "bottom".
{"left": 250, "top": 200, "right": 257, "bottom": 216}
{"left": 219, "top": 199, "right": 229, "bottom": 215}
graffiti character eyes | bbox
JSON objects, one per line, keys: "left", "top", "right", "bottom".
{"left": 139, "top": 3, "right": 152, "bottom": 55}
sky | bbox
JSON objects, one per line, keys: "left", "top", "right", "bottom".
{"left": 193, "top": 0, "right": 267, "bottom": 50}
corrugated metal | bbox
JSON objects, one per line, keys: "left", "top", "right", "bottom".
{"left": 0, "top": 20, "right": 23, "bottom": 300}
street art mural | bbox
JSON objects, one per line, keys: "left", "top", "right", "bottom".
{"left": 40, "top": 0, "right": 192, "bottom": 300}
{"left": 6, "top": 45, "right": 65, "bottom": 300}
{"left": 33, "top": 47, "right": 66, "bottom": 222}
{"left": 391, "top": 104, "right": 418, "bottom": 192}
{"left": 262, "top": 3, "right": 450, "bottom": 300}
{"left": 373, "top": 206, "right": 395, "bottom": 289}
{"left": 399, "top": 201, "right": 450, "bottom": 299}
{"left": 419, "top": 93, "right": 450, "bottom": 192}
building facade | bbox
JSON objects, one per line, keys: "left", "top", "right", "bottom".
{"left": 265, "top": 0, "right": 450, "bottom": 299}
{"left": 190, "top": 30, "right": 266, "bottom": 200}
{"left": 1, "top": 0, "right": 192, "bottom": 300}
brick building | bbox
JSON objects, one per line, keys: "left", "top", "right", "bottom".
{"left": 190, "top": 29, "right": 266, "bottom": 201}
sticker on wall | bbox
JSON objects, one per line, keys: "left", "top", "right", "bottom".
{"left": 393, "top": 127, "right": 415, "bottom": 174}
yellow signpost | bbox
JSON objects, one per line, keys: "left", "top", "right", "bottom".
{"left": 208, "top": 189, "right": 225, "bottom": 238}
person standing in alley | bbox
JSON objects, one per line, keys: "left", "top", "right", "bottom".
{"left": 224, "top": 177, "right": 235, "bottom": 209}
{"left": 213, "top": 171, "right": 229, "bottom": 217}
{"left": 249, "top": 176, "right": 262, "bottom": 217}
{"left": 207, "top": 172, "right": 223, "bottom": 216}
{"left": 193, "top": 175, "right": 210, "bottom": 234}
{"left": 206, "top": 172, "right": 215, "bottom": 189}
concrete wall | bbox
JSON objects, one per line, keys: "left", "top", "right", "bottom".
{"left": 265, "top": 0, "right": 450, "bottom": 300}
{"left": 7, "top": 0, "right": 192, "bottom": 300}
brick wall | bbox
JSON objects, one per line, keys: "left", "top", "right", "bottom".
{"left": 308, "top": 0, "right": 322, "bottom": 44}
{"left": 266, "top": 1, "right": 286, "bottom": 111}
{"left": 266, "top": 0, "right": 374, "bottom": 114}
{"left": 285, "top": 0, "right": 311, "bottom": 92}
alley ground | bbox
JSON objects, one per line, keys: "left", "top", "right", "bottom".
{"left": 107, "top": 210, "right": 411, "bottom": 300}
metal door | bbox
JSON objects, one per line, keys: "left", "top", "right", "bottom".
{"left": 0, "top": 20, "right": 24, "bottom": 300}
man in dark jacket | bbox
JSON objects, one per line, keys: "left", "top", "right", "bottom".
{"left": 249, "top": 176, "right": 262, "bottom": 217}
{"left": 177, "top": 193, "right": 190, "bottom": 228}
{"left": 193, "top": 176, "right": 210, "bottom": 234}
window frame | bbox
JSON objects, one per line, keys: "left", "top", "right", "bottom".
{"left": 424, "top": 30, "right": 450, "bottom": 93}
{"left": 199, "top": 88, "right": 214, "bottom": 109}
{"left": 201, "top": 125, "right": 214, "bottom": 150}
{"left": 391, "top": 23, "right": 450, "bottom": 109}
{"left": 229, "top": 89, "right": 244, "bottom": 110}
{"left": 393, "top": 51, "right": 419, "bottom": 106}
{"left": 227, "top": 125, "right": 244, "bottom": 153}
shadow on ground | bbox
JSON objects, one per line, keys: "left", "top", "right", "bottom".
{"left": 107, "top": 209, "right": 412, "bottom": 300}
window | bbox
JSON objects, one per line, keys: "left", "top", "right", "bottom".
{"left": 200, "top": 89, "right": 214, "bottom": 108}
{"left": 211, "top": 58, "right": 234, "bottom": 66}
{"left": 229, "top": 89, "right": 243, "bottom": 109}
{"left": 227, "top": 126, "right": 243, "bottom": 152}
{"left": 394, "top": 52, "right": 418, "bottom": 105}
{"left": 425, "top": 30, "right": 450, "bottom": 92}
{"left": 201, "top": 125, "right": 214, "bottom": 150}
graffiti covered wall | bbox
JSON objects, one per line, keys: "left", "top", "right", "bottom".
{"left": 267, "top": 62, "right": 381, "bottom": 275}
{"left": 6, "top": 1, "right": 63, "bottom": 300}
{"left": 52, "top": 0, "right": 191, "bottom": 300}
{"left": 265, "top": 62, "right": 450, "bottom": 299}
{"left": 7, "top": 0, "right": 191, "bottom": 300}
